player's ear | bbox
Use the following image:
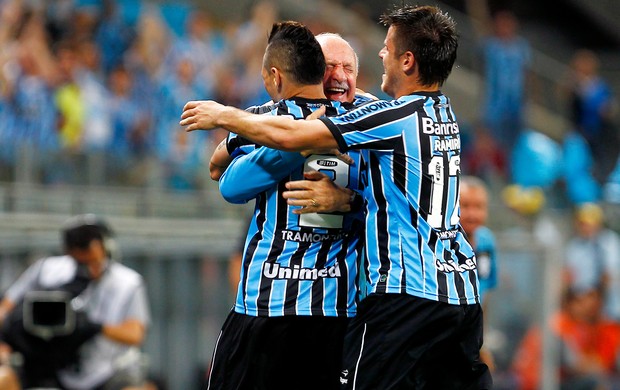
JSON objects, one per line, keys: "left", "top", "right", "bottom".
{"left": 402, "top": 51, "right": 415, "bottom": 74}
{"left": 271, "top": 67, "right": 282, "bottom": 93}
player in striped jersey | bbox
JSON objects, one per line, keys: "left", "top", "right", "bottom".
{"left": 204, "top": 22, "right": 365, "bottom": 390}
{"left": 181, "top": 5, "right": 492, "bottom": 389}
{"left": 209, "top": 32, "right": 372, "bottom": 296}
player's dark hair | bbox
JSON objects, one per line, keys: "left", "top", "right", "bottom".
{"left": 61, "top": 214, "right": 112, "bottom": 250}
{"left": 380, "top": 5, "right": 458, "bottom": 87}
{"left": 264, "top": 21, "right": 325, "bottom": 85}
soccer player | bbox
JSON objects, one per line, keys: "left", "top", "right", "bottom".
{"left": 211, "top": 32, "right": 368, "bottom": 309}
{"left": 204, "top": 21, "right": 364, "bottom": 390}
{"left": 181, "top": 5, "right": 492, "bottom": 389}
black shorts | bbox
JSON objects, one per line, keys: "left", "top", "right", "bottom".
{"left": 206, "top": 311, "right": 350, "bottom": 390}
{"left": 340, "top": 294, "right": 493, "bottom": 390}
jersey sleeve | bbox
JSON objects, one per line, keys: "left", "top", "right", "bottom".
{"left": 318, "top": 117, "right": 349, "bottom": 152}
{"left": 226, "top": 101, "right": 279, "bottom": 156}
{"left": 318, "top": 99, "right": 417, "bottom": 152}
{"left": 226, "top": 132, "right": 256, "bottom": 157}
{"left": 219, "top": 146, "right": 305, "bottom": 204}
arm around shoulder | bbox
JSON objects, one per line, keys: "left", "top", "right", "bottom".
{"left": 183, "top": 101, "right": 336, "bottom": 151}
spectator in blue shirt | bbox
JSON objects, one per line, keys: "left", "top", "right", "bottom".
{"left": 466, "top": 1, "right": 532, "bottom": 164}
{"left": 460, "top": 175, "right": 498, "bottom": 371}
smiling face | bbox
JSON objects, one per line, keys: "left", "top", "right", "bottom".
{"left": 317, "top": 35, "right": 357, "bottom": 103}
{"left": 378, "top": 26, "right": 403, "bottom": 98}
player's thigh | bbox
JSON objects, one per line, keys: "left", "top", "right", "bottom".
{"left": 341, "top": 294, "right": 466, "bottom": 390}
{"left": 207, "top": 312, "right": 261, "bottom": 390}
{"left": 257, "top": 316, "right": 349, "bottom": 390}
{"left": 340, "top": 294, "right": 455, "bottom": 390}
{"left": 411, "top": 304, "right": 492, "bottom": 390}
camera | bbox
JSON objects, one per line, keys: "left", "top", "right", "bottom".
{"left": 22, "top": 291, "right": 76, "bottom": 340}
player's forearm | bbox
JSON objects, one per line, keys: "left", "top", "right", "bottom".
{"left": 209, "top": 139, "right": 233, "bottom": 181}
{"left": 209, "top": 163, "right": 227, "bottom": 181}
{"left": 215, "top": 107, "right": 299, "bottom": 150}
{"left": 182, "top": 100, "right": 337, "bottom": 151}
{"left": 217, "top": 107, "right": 334, "bottom": 151}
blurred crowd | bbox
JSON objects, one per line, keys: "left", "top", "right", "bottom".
{"left": 459, "top": 0, "right": 620, "bottom": 213}
{"left": 0, "top": 0, "right": 284, "bottom": 189}
{"left": 501, "top": 201, "right": 620, "bottom": 390}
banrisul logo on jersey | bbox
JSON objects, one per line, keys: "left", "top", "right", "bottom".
{"left": 421, "top": 117, "right": 460, "bottom": 135}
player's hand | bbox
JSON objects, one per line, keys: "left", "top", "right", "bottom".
{"left": 305, "top": 105, "right": 326, "bottom": 120}
{"left": 300, "top": 149, "right": 354, "bottom": 166}
{"left": 180, "top": 100, "right": 225, "bottom": 131}
{"left": 283, "top": 171, "right": 353, "bottom": 214}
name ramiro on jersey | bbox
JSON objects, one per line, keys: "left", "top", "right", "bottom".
{"left": 263, "top": 262, "right": 342, "bottom": 280}
{"left": 433, "top": 137, "right": 460, "bottom": 152}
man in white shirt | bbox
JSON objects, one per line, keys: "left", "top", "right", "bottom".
{"left": 0, "top": 214, "right": 150, "bottom": 389}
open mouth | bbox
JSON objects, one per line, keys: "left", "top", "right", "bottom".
{"left": 325, "top": 87, "right": 347, "bottom": 99}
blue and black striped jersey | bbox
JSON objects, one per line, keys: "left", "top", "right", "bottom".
{"left": 221, "top": 97, "right": 364, "bottom": 317}
{"left": 225, "top": 102, "right": 278, "bottom": 157}
{"left": 320, "top": 92, "right": 480, "bottom": 305}
{"left": 352, "top": 93, "right": 376, "bottom": 107}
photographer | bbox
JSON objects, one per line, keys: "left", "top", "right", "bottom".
{"left": 0, "top": 214, "right": 150, "bottom": 390}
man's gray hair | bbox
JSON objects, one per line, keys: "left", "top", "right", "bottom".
{"left": 315, "top": 32, "right": 360, "bottom": 73}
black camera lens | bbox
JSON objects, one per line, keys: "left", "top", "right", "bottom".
{"left": 32, "top": 301, "right": 67, "bottom": 327}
